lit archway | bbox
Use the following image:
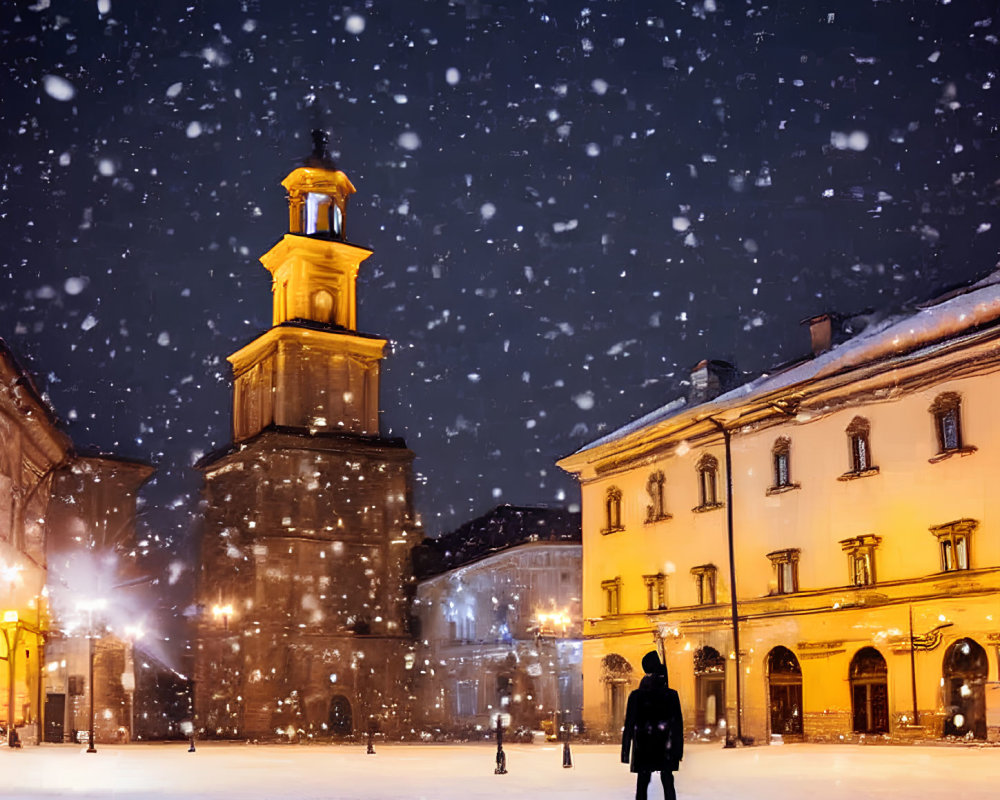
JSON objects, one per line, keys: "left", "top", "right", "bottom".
{"left": 693, "top": 646, "right": 726, "bottom": 737}
{"left": 942, "top": 638, "right": 987, "bottom": 739}
{"left": 327, "top": 694, "right": 353, "bottom": 736}
{"left": 767, "top": 646, "right": 802, "bottom": 737}
{"left": 850, "top": 647, "right": 888, "bottom": 734}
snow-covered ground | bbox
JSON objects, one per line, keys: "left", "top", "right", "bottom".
{"left": 1, "top": 741, "right": 997, "bottom": 799}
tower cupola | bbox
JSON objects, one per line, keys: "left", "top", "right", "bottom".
{"left": 282, "top": 130, "right": 356, "bottom": 240}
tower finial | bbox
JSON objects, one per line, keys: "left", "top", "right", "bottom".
{"left": 305, "top": 128, "right": 337, "bottom": 170}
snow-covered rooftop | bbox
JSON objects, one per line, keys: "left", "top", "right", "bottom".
{"left": 573, "top": 272, "right": 1000, "bottom": 456}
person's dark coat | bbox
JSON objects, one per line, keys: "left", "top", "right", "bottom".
{"left": 620, "top": 670, "right": 683, "bottom": 773}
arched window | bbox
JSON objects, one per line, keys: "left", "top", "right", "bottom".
{"left": 942, "top": 638, "right": 988, "bottom": 739}
{"left": 846, "top": 416, "right": 873, "bottom": 474}
{"left": 767, "top": 646, "right": 803, "bottom": 736}
{"left": 696, "top": 454, "right": 720, "bottom": 509}
{"left": 930, "top": 393, "right": 963, "bottom": 453}
{"left": 603, "top": 486, "right": 623, "bottom": 533}
{"left": 311, "top": 289, "right": 334, "bottom": 324}
{"left": 601, "top": 654, "right": 633, "bottom": 730}
{"left": 645, "top": 471, "right": 668, "bottom": 522}
{"left": 328, "top": 694, "right": 353, "bottom": 736}
{"left": 850, "top": 647, "right": 888, "bottom": 734}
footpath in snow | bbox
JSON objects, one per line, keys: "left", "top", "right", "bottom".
{"left": 1, "top": 741, "right": 997, "bottom": 799}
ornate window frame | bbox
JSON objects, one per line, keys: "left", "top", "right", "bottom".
{"left": 602, "top": 486, "right": 624, "bottom": 534}
{"left": 601, "top": 577, "right": 623, "bottom": 616}
{"left": 839, "top": 534, "right": 881, "bottom": 587}
{"left": 642, "top": 572, "right": 668, "bottom": 611}
{"left": 645, "top": 470, "right": 671, "bottom": 524}
{"left": 766, "top": 548, "right": 800, "bottom": 594}
{"left": 694, "top": 453, "right": 723, "bottom": 512}
{"left": 839, "top": 416, "right": 879, "bottom": 480}
{"left": 690, "top": 564, "right": 718, "bottom": 605}
{"left": 767, "top": 437, "right": 800, "bottom": 494}
{"left": 930, "top": 518, "right": 976, "bottom": 572}
{"left": 928, "top": 393, "right": 977, "bottom": 463}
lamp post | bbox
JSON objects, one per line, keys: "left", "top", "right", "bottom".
{"left": 77, "top": 599, "right": 106, "bottom": 753}
{"left": 2, "top": 611, "right": 21, "bottom": 747}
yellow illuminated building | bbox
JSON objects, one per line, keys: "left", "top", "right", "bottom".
{"left": 558, "top": 279, "right": 1000, "bottom": 743}
{"left": 0, "top": 340, "right": 71, "bottom": 745}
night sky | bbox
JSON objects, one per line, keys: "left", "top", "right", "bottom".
{"left": 3, "top": 0, "right": 998, "bottom": 575}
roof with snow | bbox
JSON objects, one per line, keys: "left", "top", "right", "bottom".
{"left": 411, "top": 504, "right": 581, "bottom": 579}
{"left": 566, "top": 271, "right": 1000, "bottom": 460}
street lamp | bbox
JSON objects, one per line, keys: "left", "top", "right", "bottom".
{"left": 76, "top": 599, "right": 106, "bottom": 753}
{"left": 2, "top": 610, "right": 21, "bottom": 747}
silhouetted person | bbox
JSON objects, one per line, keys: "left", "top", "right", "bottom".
{"left": 621, "top": 651, "right": 683, "bottom": 800}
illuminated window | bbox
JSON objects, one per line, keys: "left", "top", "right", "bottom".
{"left": 645, "top": 471, "right": 670, "bottom": 523}
{"left": 601, "top": 577, "right": 622, "bottom": 616}
{"left": 642, "top": 573, "right": 667, "bottom": 611}
{"left": 767, "top": 549, "right": 800, "bottom": 594}
{"left": 695, "top": 454, "right": 721, "bottom": 510}
{"left": 603, "top": 486, "right": 623, "bottom": 533}
{"left": 691, "top": 564, "right": 717, "bottom": 605}
{"left": 767, "top": 437, "right": 799, "bottom": 494}
{"left": 454, "top": 680, "right": 478, "bottom": 717}
{"left": 839, "top": 535, "right": 881, "bottom": 587}
{"left": 931, "top": 518, "right": 976, "bottom": 572}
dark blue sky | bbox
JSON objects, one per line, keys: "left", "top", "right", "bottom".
{"left": 2, "top": 0, "right": 997, "bottom": 574}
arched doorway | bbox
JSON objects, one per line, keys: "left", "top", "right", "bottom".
{"left": 327, "top": 694, "right": 352, "bottom": 736}
{"left": 850, "top": 647, "right": 888, "bottom": 734}
{"left": 767, "top": 646, "right": 803, "bottom": 737}
{"left": 600, "top": 654, "right": 633, "bottom": 730}
{"left": 942, "top": 638, "right": 988, "bottom": 739}
{"left": 694, "top": 646, "right": 726, "bottom": 737}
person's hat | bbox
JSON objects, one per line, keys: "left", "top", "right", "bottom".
{"left": 641, "top": 651, "right": 662, "bottom": 674}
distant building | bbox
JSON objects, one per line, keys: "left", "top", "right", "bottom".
{"left": 45, "top": 455, "right": 154, "bottom": 744}
{"left": 411, "top": 505, "right": 582, "bottom": 736}
{"left": 558, "top": 275, "right": 1000, "bottom": 744}
{"left": 194, "top": 134, "right": 418, "bottom": 741}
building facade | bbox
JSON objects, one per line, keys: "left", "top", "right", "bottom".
{"left": 0, "top": 340, "right": 71, "bottom": 746}
{"left": 411, "top": 505, "right": 582, "bottom": 737}
{"left": 194, "top": 135, "right": 418, "bottom": 741}
{"left": 558, "top": 277, "right": 1000, "bottom": 744}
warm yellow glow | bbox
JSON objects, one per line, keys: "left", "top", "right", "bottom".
{"left": 535, "top": 610, "right": 572, "bottom": 630}
{"left": 212, "top": 603, "right": 234, "bottom": 620}
{"left": 2, "top": 610, "right": 18, "bottom": 624}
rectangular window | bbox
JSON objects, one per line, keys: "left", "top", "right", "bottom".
{"left": 931, "top": 519, "right": 976, "bottom": 572}
{"left": 840, "top": 535, "right": 881, "bottom": 587}
{"left": 851, "top": 434, "right": 869, "bottom": 472}
{"left": 940, "top": 534, "right": 969, "bottom": 571}
{"left": 939, "top": 409, "right": 960, "bottom": 451}
{"left": 774, "top": 451, "right": 790, "bottom": 487}
{"left": 643, "top": 573, "right": 667, "bottom": 611}
{"left": 455, "top": 680, "right": 479, "bottom": 717}
{"left": 767, "top": 549, "right": 800, "bottom": 594}
{"left": 691, "top": 565, "right": 717, "bottom": 605}
{"left": 601, "top": 578, "right": 621, "bottom": 616}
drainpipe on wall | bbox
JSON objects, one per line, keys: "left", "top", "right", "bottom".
{"left": 710, "top": 419, "right": 743, "bottom": 747}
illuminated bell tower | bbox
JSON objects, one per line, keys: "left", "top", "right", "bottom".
{"left": 230, "top": 131, "right": 385, "bottom": 442}
{"left": 195, "top": 132, "right": 417, "bottom": 741}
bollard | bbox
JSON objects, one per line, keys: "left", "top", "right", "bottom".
{"left": 494, "top": 714, "right": 507, "bottom": 775}
{"left": 366, "top": 728, "right": 375, "bottom": 755}
{"left": 562, "top": 739, "right": 572, "bottom": 768}
{"left": 188, "top": 736, "right": 196, "bottom": 752}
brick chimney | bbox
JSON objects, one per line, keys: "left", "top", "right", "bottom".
{"left": 688, "top": 359, "right": 738, "bottom": 405}
{"left": 802, "top": 314, "right": 833, "bottom": 356}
